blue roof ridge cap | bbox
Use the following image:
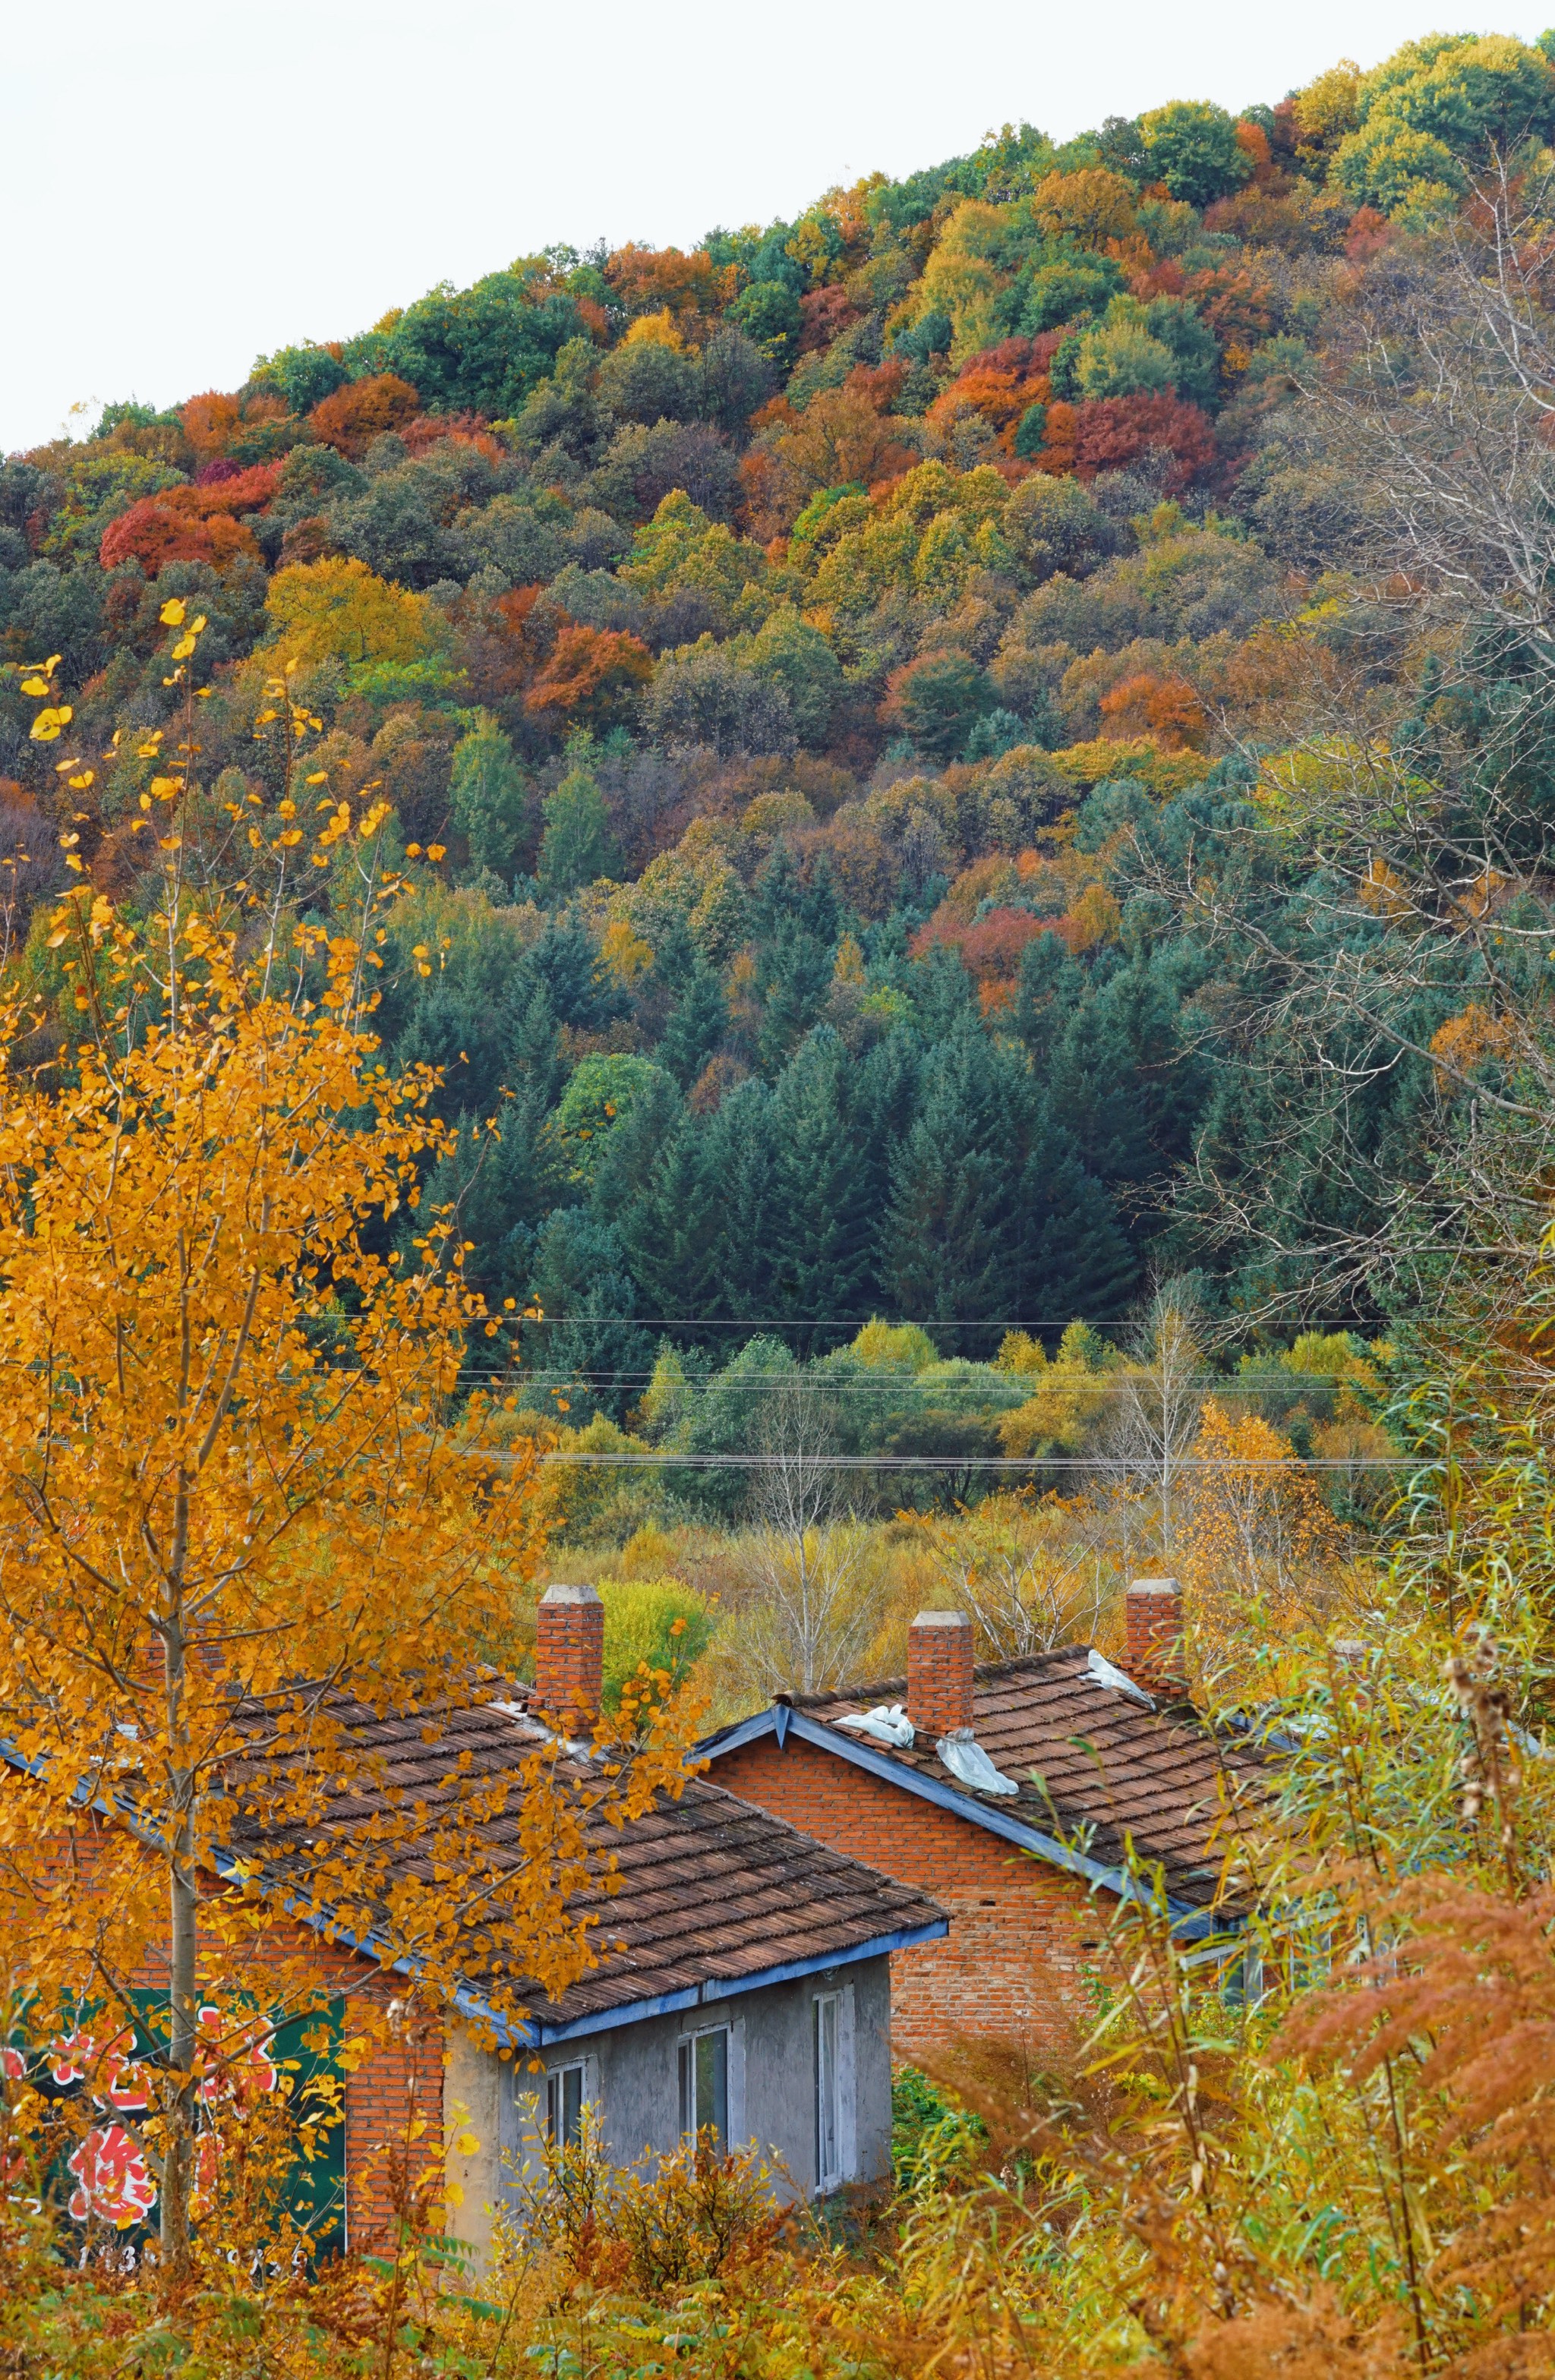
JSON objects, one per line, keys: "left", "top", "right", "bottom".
{"left": 695, "top": 1706, "right": 1226, "bottom": 1934}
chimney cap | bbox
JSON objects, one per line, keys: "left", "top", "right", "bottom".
{"left": 1128, "top": 1577, "right": 1180, "bottom": 1596}
{"left": 910, "top": 1609, "right": 973, "bottom": 1630}
{"left": 540, "top": 1582, "right": 603, "bottom": 1606}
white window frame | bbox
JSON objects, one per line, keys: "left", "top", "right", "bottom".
{"left": 544, "top": 2058, "right": 589, "bottom": 2146}
{"left": 814, "top": 1992, "right": 844, "bottom": 2193}
{"left": 677, "top": 2021, "right": 733, "bottom": 2145}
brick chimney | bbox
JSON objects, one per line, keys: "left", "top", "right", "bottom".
{"left": 534, "top": 1584, "right": 604, "bottom": 1726}
{"left": 907, "top": 1610, "right": 975, "bottom": 1739}
{"left": 1125, "top": 1578, "right": 1185, "bottom": 1698}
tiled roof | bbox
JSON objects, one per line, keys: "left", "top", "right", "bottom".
{"left": 727, "top": 1649, "right": 1263, "bottom": 1915}
{"left": 219, "top": 1683, "right": 946, "bottom": 2033}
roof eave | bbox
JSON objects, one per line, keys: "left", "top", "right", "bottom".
{"left": 0, "top": 1735, "right": 951, "bottom": 2048}
{"left": 524, "top": 1915, "right": 950, "bottom": 2045}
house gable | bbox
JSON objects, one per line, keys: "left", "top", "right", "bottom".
{"left": 699, "top": 1644, "right": 1260, "bottom": 2058}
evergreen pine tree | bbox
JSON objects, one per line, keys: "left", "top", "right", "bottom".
{"left": 751, "top": 840, "right": 803, "bottom": 944}
{"left": 610, "top": 1114, "right": 722, "bottom": 1335}
{"left": 1015, "top": 1105, "right": 1139, "bottom": 1322}
{"left": 882, "top": 1020, "right": 1034, "bottom": 1338}
{"left": 588, "top": 1067, "right": 686, "bottom": 1237}
{"left": 1046, "top": 996, "right": 1156, "bottom": 1187}
{"left": 500, "top": 979, "right": 569, "bottom": 1111}
{"left": 768, "top": 1027, "right": 878, "bottom": 1347}
{"left": 392, "top": 979, "right": 509, "bottom": 1120}
{"left": 1094, "top": 954, "right": 1210, "bottom": 1172}
{"left": 701, "top": 1077, "right": 778, "bottom": 1322}
{"left": 798, "top": 850, "right": 841, "bottom": 947}
{"left": 758, "top": 925, "right": 833, "bottom": 1075}
{"left": 658, "top": 963, "right": 728, "bottom": 1089}
{"left": 1012, "top": 931, "right": 1084, "bottom": 1070}
{"left": 649, "top": 907, "right": 699, "bottom": 998}
{"left": 519, "top": 916, "right": 624, "bottom": 1030}
{"left": 910, "top": 943, "right": 979, "bottom": 1041}
{"left": 527, "top": 1209, "right": 654, "bottom": 1423}
{"left": 844, "top": 1029, "right": 923, "bottom": 1315}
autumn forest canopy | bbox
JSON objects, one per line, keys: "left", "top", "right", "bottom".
{"left": 9, "top": 30, "right": 1555, "bottom": 1493}
{"left": 19, "top": 25, "right": 1555, "bottom": 2378}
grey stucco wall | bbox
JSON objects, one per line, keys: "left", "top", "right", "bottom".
{"left": 445, "top": 1956, "right": 893, "bottom": 2259}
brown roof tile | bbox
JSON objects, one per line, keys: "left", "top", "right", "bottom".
{"left": 222, "top": 1684, "right": 946, "bottom": 2032}
{"left": 744, "top": 1649, "right": 1263, "bottom": 1915}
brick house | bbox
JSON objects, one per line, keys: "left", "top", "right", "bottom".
{"left": 697, "top": 1581, "right": 1260, "bottom": 2058}
{"left": 0, "top": 1587, "right": 945, "bottom": 2254}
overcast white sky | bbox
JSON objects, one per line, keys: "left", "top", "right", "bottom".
{"left": 6, "top": 2, "right": 1548, "bottom": 454}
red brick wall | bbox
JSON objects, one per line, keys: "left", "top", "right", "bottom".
{"left": 715, "top": 1736, "right": 1109, "bottom": 2057}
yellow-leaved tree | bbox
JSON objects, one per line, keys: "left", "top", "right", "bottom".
{"left": 1181, "top": 1396, "right": 1344, "bottom": 1647}
{"left": 0, "top": 608, "right": 692, "bottom": 2265}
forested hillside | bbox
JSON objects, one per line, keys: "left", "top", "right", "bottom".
{"left": 7, "top": 30, "right": 1555, "bottom": 1475}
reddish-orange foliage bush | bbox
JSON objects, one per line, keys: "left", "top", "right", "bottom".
{"left": 180, "top": 462, "right": 282, "bottom": 517}
{"left": 1130, "top": 254, "right": 1188, "bottom": 299}
{"left": 179, "top": 390, "right": 245, "bottom": 459}
{"left": 400, "top": 413, "right": 503, "bottom": 460}
{"left": 797, "top": 285, "right": 861, "bottom": 354}
{"left": 827, "top": 360, "right": 904, "bottom": 419}
{"left": 1346, "top": 205, "right": 1393, "bottom": 262}
{"left": 99, "top": 461, "right": 285, "bottom": 574}
{"left": 1038, "top": 393, "right": 1217, "bottom": 490}
{"left": 927, "top": 337, "right": 1052, "bottom": 450}
{"left": 1235, "top": 118, "right": 1275, "bottom": 178}
{"left": 604, "top": 243, "right": 731, "bottom": 325}
{"left": 309, "top": 374, "right": 421, "bottom": 456}
{"left": 1184, "top": 265, "right": 1279, "bottom": 348}
{"left": 524, "top": 622, "right": 654, "bottom": 729}
{"left": 99, "top": 499, "right": 258, "bottom": 575}
{"left": 911, "top": 903, "right": 1046, "bottom": 986}
{"left": 1099, "top": 671, "right": 1207, "bottom": 748}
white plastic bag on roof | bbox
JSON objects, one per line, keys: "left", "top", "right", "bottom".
{"left": 837, "top": 1702, "right": 916, "bottom": 1748}
{"left": 936, "top": 1729, "right": 1020, "bottom": 1795}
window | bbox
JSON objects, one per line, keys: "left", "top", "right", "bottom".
{"left": 545, "top": 2061, "right": 586, "bottom": 2146}
{"left": 677, "top": 2026, "right": 728, "bottom": 2143}
{"left": 814, "top": 1994, "right": 842, "bottom": 2192}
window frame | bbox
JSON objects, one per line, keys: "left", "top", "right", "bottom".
{"left": 544, "top": 2058, "right": 588, "bottom": 2147}
{"left": 677, "top": 2023, "right": 730, "bottom": 2145}
{"left": 814, "top": 1991, "right": 844, "bottom": 2194}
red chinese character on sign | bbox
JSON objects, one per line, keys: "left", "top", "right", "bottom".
{"left": 97, "top": 2030, "right": 150, "bottom": 2113}
{"left": 195, "top": 2006, "right": 277, "bottom": 2104}
{"left": 66, "top": 2123, "right": 157, "bottom": 2227}
{"left": 46, "top": 2028, "right": 149, "bottom": 2110}
{"left": 48, "top": 2030, "right": 95, "bottom": 2087}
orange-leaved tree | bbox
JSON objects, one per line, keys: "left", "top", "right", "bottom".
{"left": 0, "top": 615, "right": 694, "bottom": 2266}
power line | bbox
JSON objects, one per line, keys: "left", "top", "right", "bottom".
{"left": 483, "top": 1316, "right": 1383, "bottom": 1332}
{"left": 453, "top": 1370, "right": 1386, "bottom": 1396}
{"left": 507, "top": 1451, "right": 1421, "bottom": 1472}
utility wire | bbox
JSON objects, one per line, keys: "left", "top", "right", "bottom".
{"left": 505, "top": 1451, "right": 1422, "bottom": 1471}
